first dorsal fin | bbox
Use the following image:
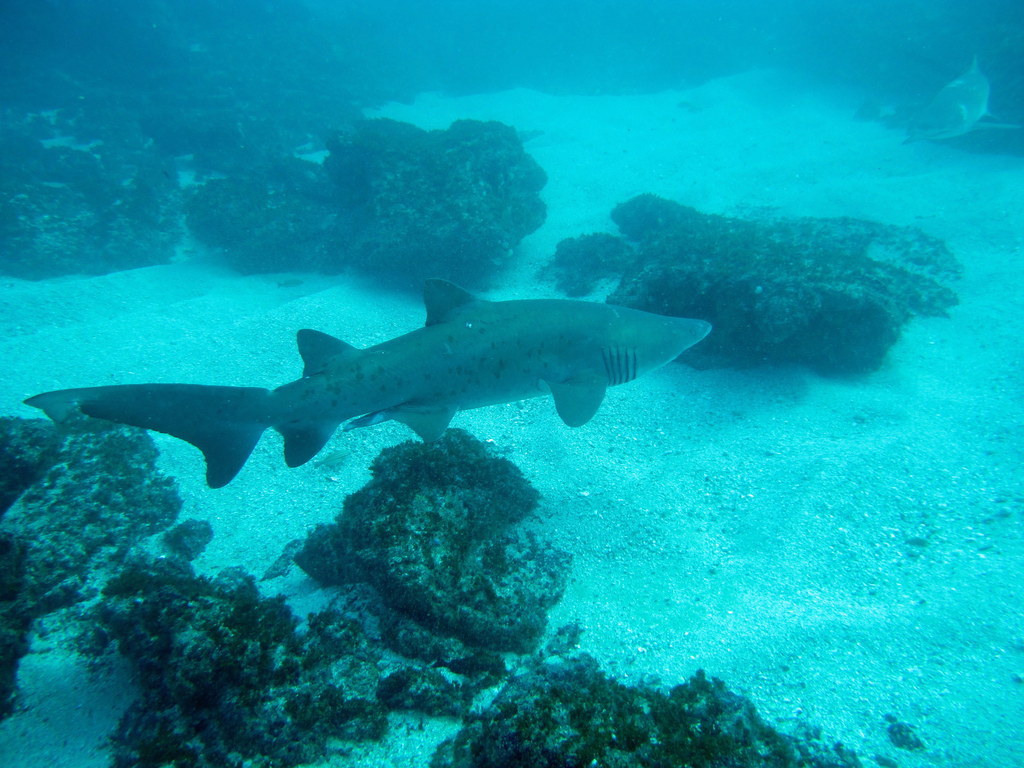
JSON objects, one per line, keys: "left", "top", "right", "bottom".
{"left": 423, "top": 279, "right": 480, "bottom": 326}
{"left": 296, "top": 329, "right": 359, "bottom": 377}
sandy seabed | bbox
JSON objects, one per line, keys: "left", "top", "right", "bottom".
{"left": 1, "top": 70, "right": 1022, "bottom": 767}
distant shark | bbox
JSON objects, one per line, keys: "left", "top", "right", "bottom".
{"left": 905, "top": 56, "right": 1018, "bottom": 143}
{"left": 25, "top": 280, "right": 711, "bottom": 487}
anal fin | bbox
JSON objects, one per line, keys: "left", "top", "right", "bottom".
{"left": 276, "top": 421, "right": 340, "bottom": 467}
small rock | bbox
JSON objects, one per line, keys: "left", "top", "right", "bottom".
{"left": 886, "top": 720, "right": 925, "bottom": 751}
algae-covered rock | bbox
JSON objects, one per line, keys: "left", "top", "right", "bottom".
{"left": 3, "top": 420, "right": 180, "bottom": 613}
{"left": 377, "top": 665, "right": 469, "bottom": 717}
{"left": 0, "top": 532, "right": 30, "bottom": 718}
{"left": 324, "top": 118, "right": 547, "bottom": 286}
{"left": 91, "top": 552, "right": 477, "bottom": 767}
{"left": 161, "top": 518, "right": 214, "bottom": 562}
{"left": 0, "top": 416, "right": 181, "bottom": 720}
{"left": 0, "top": 417, "right": 61, "bottom": 516}
{"left": 94, "top": 557, "right": 388, "bottom": 768}
{"left": 184, "top": 118, "right": 546, "bottom": 286}
{"left": 183, "top": 156, "right": 339, "bottom": 274}
{"left": 541, "top": 232, "right": 635, "bottom": 297}
{"left": 0, "top": 124, "right": 180, "bottom": 280}
{"left": 553, "top": 194, "right": 960, "bottom": 375}
{"left": 296, "top": 429, "right": 569, "bottom": 657}
{"left": 433, "top": 653, "right": 862, "bottom": 768}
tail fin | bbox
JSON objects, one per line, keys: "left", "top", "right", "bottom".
{"left": 25, "top": 384, "right": 273, "bottom": 488}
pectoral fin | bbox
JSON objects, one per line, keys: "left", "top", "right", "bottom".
{"left": 544, "top": 375, "right": 607, "bottom": 427}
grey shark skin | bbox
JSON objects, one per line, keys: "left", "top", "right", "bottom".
{"left": 905, "top": 57, "right": 1017, "bottom": 143}
{"left": 25, "top": 280, "right": 711, "bottom": 487}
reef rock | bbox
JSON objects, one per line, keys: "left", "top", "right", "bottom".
{"left": 0, "top": 418, "right": 180, "bottom": 614}
{"left": 0, "top": 417, "right": 181, "bottom": 720}
{"left": 0, "top": 532, "right": 29, "bottom": 718}
{"left": 323, "top": 118, "right": 547, "bottom": 286}
{"left": 185, "top": 117, "right": 546, "bottom": 286}
{"left": 551, "top": 194, "right": 960, "bottom": 375}
{"left": 0, "top": 417, "right": 61, "bottom": 516}
{"left": 433, "top": 652, "right": 862, "bottom": 768}
{"left": 93, "top": 557, "right": 388, "bottom": 768}
{"left": 184, "top": 156, "right": 339, "bottom": 274}
{"left": 161, "top": 518, "right": 214, "bottom": 562}
{"left": 296, "top": 429, "right": 570, "bottom": 660}
{"left": 540, "top": 232, "right": 634, "bottom": 297}
{"left": 0, "top": 120, "right": 180, "bottom": 280}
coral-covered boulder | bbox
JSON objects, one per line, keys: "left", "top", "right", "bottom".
{"left": 184, "top": 118, "right": 546, "bottom": 286}
{"left": 0, "top": 532, "right": 29, "bottom": 718}
{"left": 0, "top": 417, "right": 60, "bottom": 718}
{"left": 552, "top": 194, "right": 960, "bottom": 375}
{"left": 296, "top": 429, "right": 569, "bottom": 657}
{"left": 183, "top": 156, "right": 339, "bottom": 274}
{"left": 324, "top": 118, "right": 547, "bottom": 286}
{"left": 93, "top": 557, "right": 388, "bottom": 768}
{"left": 541, "top": 232, "right": 634, "bottom": 297}
{"left": 0, "top": 122, "right": 180, "bottom": 279}
{"left": 0, "top": 417, "right": 61, "bottom": 517}
{"left": 92, "top": 553, "right": 478, "bottom": 767}
{"left": 433, "top": 652, "right": 862, "bottom": 768}
{"left": 610, "top": 195, "right": 959, "bottom": 374}
{"left": 0, "top": 417, "right": 181, "bottom": 720}
{"left": 1, "top": 418, "right": 181, "bottom": 613}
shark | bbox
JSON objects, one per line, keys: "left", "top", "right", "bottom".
{"left": 905, "top": 56, "right": 1018, "bottom": 143}
{"left": 25, "top": 279, "right": 711, "bottom": 487}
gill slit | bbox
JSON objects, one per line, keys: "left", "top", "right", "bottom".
{"left": 602, "top": 346, "right": 638, "bottom": 386}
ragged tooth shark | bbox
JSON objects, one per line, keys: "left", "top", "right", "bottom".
{"left": 25, "top": 280, "right": 711, "bottom": 487}
{"left": 905, "top": 56, "right": 1019, "bottom": 143}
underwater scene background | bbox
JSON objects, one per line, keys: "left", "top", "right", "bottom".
{"left": 1, "top": 1, "right": 1022, "bottom": 766}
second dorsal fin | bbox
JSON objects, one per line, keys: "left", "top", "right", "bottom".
{"left": 296, "top": 329, "right": 359, "bottom": 377}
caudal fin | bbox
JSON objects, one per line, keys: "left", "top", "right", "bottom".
{"left": 25, "top": 384, "right": 273, "bottom": 488}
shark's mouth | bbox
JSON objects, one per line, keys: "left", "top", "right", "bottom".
{"left": 602, "top": 345, "right": 638, "bottom": 386}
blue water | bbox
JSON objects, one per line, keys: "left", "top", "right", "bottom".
{"left": 1, "top": 2, "right": 1022, "bottom": 767}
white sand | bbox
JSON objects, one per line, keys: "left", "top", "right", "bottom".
{"left": 2, "top": 70, "right": 1023, "bottom": 767}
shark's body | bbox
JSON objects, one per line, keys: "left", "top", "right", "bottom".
{"left": 905, "top": 57, "right": 1017, "bottom": 143}
{"left": 26, "top": 280, "right": 710, "bottom": 487}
